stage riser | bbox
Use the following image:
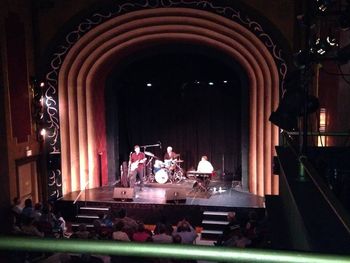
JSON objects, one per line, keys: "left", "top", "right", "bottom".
{"left": 57, "top": 200, "right": 265, "bottom": 231}
{"left": 202, "top": 215, "right": 229, "bottom": 221}
{"left": 202, "top": 223, "right": 228, "bottom": 231}
{"left": 201, "top": 232, "right": 223, "bottom": 240}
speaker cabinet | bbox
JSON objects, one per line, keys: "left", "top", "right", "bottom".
{"left": 113, "top": 187, "right": 134, "bottom": 201}
{"left": 165, "top": 189, "right": 187, "bottom": 203}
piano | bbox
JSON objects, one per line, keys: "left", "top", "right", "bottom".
{"left": 187, "top": 171, "right": 212, "bottom": 178}
{"left": 187, "top": 171, "right": 212, "bottom": 192}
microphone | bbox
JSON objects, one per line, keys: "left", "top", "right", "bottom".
{"left": 158, "top": 141, "right": 162, "bottom": 149}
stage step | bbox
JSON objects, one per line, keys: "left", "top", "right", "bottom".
{"left": 201, "top": 210, "right": 229, "bottom": 241}
{"left": 202, "top": 211, "right": 229, "bottom": 221}
{"left": 71, "top": 223, "right": 94, "bottom": 229}
{"left": 203, "top": 211, "right": 229, "bottom": 216}
{"left": 75, "top": 214, "right": 99, "bottom": 223}
{"left": 202, "top": 220, "right": 229, "bottom": 225}
{"left": 80, "top": 207, "right": 110, "bottom": 211}
{"left": 200, "top": 229, "right": 223, "bottom": 240}
{"left": 78, "top": 206, "right": 110, "bottom": 215}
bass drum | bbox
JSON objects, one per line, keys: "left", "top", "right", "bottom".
{"left": 155, "top": 169, "right": 168, "bottom": 184}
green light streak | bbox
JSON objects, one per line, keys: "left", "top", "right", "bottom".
{"left": 0, "top": 236, "right": 349, "bottom": 263}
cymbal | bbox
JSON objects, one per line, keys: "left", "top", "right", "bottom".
{"left": 144, "top": 151, "right": 154, "bottom": 157}
{"left": 175, "top": 159, "right": 184, "bottom": 163}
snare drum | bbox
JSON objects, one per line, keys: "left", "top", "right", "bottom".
{"left": 155, "top": 169, "right": 168, "bottom": 184}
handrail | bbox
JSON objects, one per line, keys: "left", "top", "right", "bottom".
{"left": 281, "top": 132, "right": 350, "bottom": 234}
{"left": 0, "top": 236, "right": 349, "bottom": 263}
{"left": 299, "top": 157, "right": 350, "bottom": 234}
{"left": 287, "top": 131, "right": 350, "bottom": 136}
{"left": 73, "top": 181, "right": 90, "bottom": 205}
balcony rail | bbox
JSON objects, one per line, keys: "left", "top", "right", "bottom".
{"left": 0, "top": 236, "right": 349, "bottom": 263}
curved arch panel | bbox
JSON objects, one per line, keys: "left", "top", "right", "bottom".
{"left": 45, "top": 5, "right": 286, "bottom": 197}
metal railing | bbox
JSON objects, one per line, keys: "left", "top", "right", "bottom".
{"left": 0, "top": 236, "right": 349, "bottom": 263}
{"left": 281, "top": 131, "right": 350, "bottom": 234}
{"left": 73, "top": 180, "right": 90, "bottom": 205}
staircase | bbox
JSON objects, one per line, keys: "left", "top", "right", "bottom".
{"left": 200, "top": 211, "right": 229, "bottom": 241}
{"left": 71, "top": 206, "right": 110, "bottom": 231}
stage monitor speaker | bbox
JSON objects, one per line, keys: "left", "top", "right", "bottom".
{"left": 113, "top": 187, "right": 134, "bottom": 201}
{"left": 165, "top": 189, "right": 187, "bottom": 203}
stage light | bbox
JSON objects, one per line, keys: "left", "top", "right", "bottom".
{"left": 195, "top": 80, "right": 200, "bottom": 84}
{"left": 269, "top": 90, "right": 319, "bottom": 132}
{"left": 223, "top": 80, "right": 228, "bottom": 84}
{"left": 40, "top": 82, "right": 45, "bottom": 87}
{"left": 208, "top": 82, "right": 214, "bottom": 86}
{"left": 310, "top": 36, "right": 337, "bottom": 57}
{"left": 146, "top": 83, "right": 152, "bottom": 87}
{"left": 316, "top": 0, "right": 335, "bottom": 13}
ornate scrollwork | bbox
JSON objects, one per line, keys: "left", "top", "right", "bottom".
{"left": 43, "top": 0, "right": 288, "bottom": 198}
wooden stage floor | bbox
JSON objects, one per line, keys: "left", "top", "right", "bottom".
{"left": 61, "top": 178, "right": 265, "bottom": 209}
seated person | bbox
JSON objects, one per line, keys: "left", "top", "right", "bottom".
{"left": 197, "top": 156, "right": 214, "bottom": 173}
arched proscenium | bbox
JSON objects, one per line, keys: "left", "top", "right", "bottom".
{"left": 45, "top": 4, "right": 287, "bottom": 197}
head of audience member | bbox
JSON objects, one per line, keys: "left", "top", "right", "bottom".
{"left": 227, "top": 211, "right": 236, "bottom": 222}
{"left": 24, "top": 198, "right": 32, "bottom": 208}
{"left": 13, "top": 197, "right": 21, "bottom": 206}
{"left": 76, "top": 223, "right": 90, "bottom": 239}
{"left": 177, "top": 221, "right": 191, "bottom": 232}
{"left": 137, "top": 221, "right": 146, "bottom": 232}
{"left": 114, "top": 221, "right": 125, "bottom": 232}
{"left": 134, "top": 145, "right": 140, "bottom": 154}
{"left": 173, "top": 234, "right": 182, "bottom": 244}
{"left": 34, "top": 203, "right": 42, "bottom": 211}
{"left": 118, "top": 208, "right": 127, "bottom": 219}
{"left": 156, "top": 223, "right": 167, "bottom": 235}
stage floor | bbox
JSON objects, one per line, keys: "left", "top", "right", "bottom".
{"left": 61, "top": 179, "right": 265, "bottom": 209}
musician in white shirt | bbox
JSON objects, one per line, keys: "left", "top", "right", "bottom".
{"left": 197, "top": 155, "right": 214, "bottom": 173}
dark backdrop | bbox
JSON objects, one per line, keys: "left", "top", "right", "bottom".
{"left": 105, "top": 44, "right": 248, "bottom": 183}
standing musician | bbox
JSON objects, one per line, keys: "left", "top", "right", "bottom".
{"left": 129, "top": 145, "right": 146, "bottom": 190}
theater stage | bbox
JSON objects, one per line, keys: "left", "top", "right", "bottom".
{"left": 61, "top": 178, "right": 263, "bottom": 207}
{"left": 58, "top": 178, "right": 265, "bottom": 226}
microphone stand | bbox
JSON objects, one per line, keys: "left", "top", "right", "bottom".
{"left": 140, "top": 143, "right": 160, "bottom": 148}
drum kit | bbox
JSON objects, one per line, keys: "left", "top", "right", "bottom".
{"left": 144, "top": 151, "right": 185, "bottom": 184}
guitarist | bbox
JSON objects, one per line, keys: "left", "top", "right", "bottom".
{"left": 129, "top": 145, "right": 146, "bottom": 190}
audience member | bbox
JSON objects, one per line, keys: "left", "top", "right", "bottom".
{"left": 11, "top": 197, "right": 22, "bottom": 226}
{"left": 114, "top": 208, "right": 138, "bottom": 238}
{"left": 112, "top": 221, "right": 130, "bottom": 241}
{"left": 21, "top": 216, "right": 44, "bottom": 237}
{"left": 33, "top": 203, "right": 43, "bottom": 222}
{"left": 174, "top": 219, "right": 197, "bottom": 244}
{"left": 74, "top": 223, "right": 90, "bottom": 239}
{"left": 132, "top": 221, "right": 152, "bottom": 242}
{"left": 215, "top": 211, "right": 240, "bottom": 246}
{"left": 152, "top": 223, "right": 173, "bottom": 243}
{"left": 21, "top": 198, "right": 34, "bottom": 219}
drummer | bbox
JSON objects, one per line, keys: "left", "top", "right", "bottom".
{"left": 164, "top": 146, "right": 177, "bottom": 163}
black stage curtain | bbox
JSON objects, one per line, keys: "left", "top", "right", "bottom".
{"left": 105, "top": 47, "right": 247, "bottom": 182}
